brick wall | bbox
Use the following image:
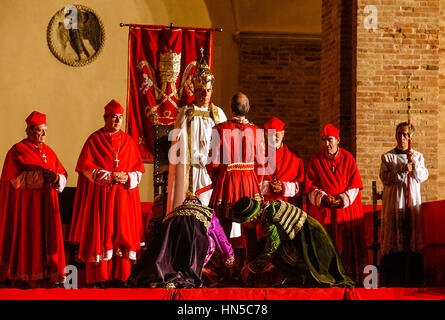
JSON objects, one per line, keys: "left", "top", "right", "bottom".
{"left": 439, "top": 0, "right": 445, "bottom": 201}
{"left": 236, "top": 32, "right": 321, "bottom": 166}
{"left": 321, "top": 0, "right": 357, "bottom": 156}
{"left": 356, "top": 0, "right": 440, "bottom": 204}
{"left": 321, "top": 0, "right": 342, "bottom": 133}
{"left": 235, "top": 1, "right": 444, "bottom": 205}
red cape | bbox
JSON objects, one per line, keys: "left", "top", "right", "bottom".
{"left": 305, "top": 148, "right": 362, "bottom": 193}
{"left": 69, "top": 129, "right": 145, "bottom": 263}
{"left": 262, "top": 143, "right": 304, "bottom": 202}
{"left": 0, "top": 139, "right": 66, "bottom": 282}
{"left": 207, "top": 120, "right": 264, "bottom": 218}
{"left": 304, "top": 148, "right": 366, "bottom": 282}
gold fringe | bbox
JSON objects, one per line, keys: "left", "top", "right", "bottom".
{"left": 163, "top": 203, "right": 214, "bottom": 230}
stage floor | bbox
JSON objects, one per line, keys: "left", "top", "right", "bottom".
{"left": 0, "top": 287, "right": 445, "bottom": 300}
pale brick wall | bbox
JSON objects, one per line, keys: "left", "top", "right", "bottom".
{"left": 439, "top": 0, "right": 445, "bottom": 201}
{"left": 321, "top": 0, "right": 357, "bottom": 156}
{"left": 235, "top": 1, "right": 444, "bottom": 205}
{"left": 356, "top": 0, "right": 440, "bottom": 204}
{"left": 321, "top": 0, "right": 342, "bottom": 133}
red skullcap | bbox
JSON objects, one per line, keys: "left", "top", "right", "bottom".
{"left": 264, "top": 117, "right": 285, "bottom": 132}
{"left": 104, "top": 99, "right": 124, "bottom": 115}
{"left": 25, "top": 111, "right": 46, "bottom": 127}
{"left": 321, "top": 124, "right": 340, "bottom": 138}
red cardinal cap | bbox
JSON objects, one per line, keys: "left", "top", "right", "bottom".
{"left": 321, "top": 124, "right": 340, "bottom": 138}
{"left": 104, "top": 99, "right": 124, "bottom": 115}
{"left": 264, "top": 117, "right": 285, "bottom": 132}
{"left": 25, "top": 111, "right": 46, "bottom": 127}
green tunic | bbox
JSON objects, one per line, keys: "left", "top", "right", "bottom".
{"left": 249, "top": 200, "right": 355, "bottom": 287}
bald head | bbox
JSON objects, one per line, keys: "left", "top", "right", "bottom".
{"left": 231, "top": 92, "right": 250, "bottom": 116}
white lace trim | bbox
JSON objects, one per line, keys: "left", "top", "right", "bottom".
{"left": 308, "top": 189, "right": 328, "bottom": 207}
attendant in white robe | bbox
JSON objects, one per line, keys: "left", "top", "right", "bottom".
{"left": 166, "top": 57, "right": 226, "bottom": 213}
{"left": 379, "top": 122, "right": 428, "bottom": 286}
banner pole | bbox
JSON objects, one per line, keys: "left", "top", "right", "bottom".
{"left": 119, "top": 22, "right": 223, "bottom": 32}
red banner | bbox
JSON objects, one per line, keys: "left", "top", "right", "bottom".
{"left": 126, "top": 25, "right": 215, "bottom": 162}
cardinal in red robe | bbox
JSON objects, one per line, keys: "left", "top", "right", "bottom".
{"left": 261, "top": 117, "right": 304, "bottom": 203}
{"left": 205, "top": 92, "right": 264, "bottom": 270}
{"left": 304, "top": 124, "right": 367, "bottom": 283}
{"left": 0, "top": 111, "right": 67, "bottom": 288}
{"left": 69, "top": 100, "right": 145, "bottom": 287}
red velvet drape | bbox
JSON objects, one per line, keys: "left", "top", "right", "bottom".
{"left": 126, "top": 24, "right": 215, "bottom": 162}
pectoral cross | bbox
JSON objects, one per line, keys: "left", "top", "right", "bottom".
{"left": 42, "top": 154, "right": 47, "bottom": 164}
{"left": 393, "top": 75, "right": 426, "bottom": 208}
{"left": 114, "top": 157, "right": 120, "bottom": 169}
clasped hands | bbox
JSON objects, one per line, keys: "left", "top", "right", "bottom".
{"left": 112, "top": 171, "right": 129, "bottom": 185}
{"left": 321, "top": 195, "right": 343, "bottom": 209}
{"left": 270, "top": 178, "right": 283, "bottom": 194}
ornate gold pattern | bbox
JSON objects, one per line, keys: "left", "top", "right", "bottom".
{"left": 158, "top": 50, "right": 182, "bottom": 100}
{"left": 137, "top": 60, "right": 149, "bottom": 70}
{"left": 226, "top": 162, "right": 255, "bottom": 172}
{"left": 163, "top": 209, "right": 211, "bottom": 230}
{"left": 224, "top": 256, "right": 235, "bottom": 267}
{"left": 139, "top": 51, "right": 184, "bottom": 126}
{"left": 273, "top": 200, "right": 307, "bottom": 240}
{"left": 186, "top": 108, "right": 210, "bottom": 120}
{"left": 159, "top": 50, "right": 182, "bottom": 81}
{"left": 184, "top": 103, "right": 220, "bottom": 123}
{"left": 186, "top": 106, "right": 193, "bottom": 194}
{"left": 165, "top": 282, "right": 176, "bottom": 289}
{"left": 145, "top": 105, "right": 159, "bottom": 125}
{"left": 193, "top": 52, "right": 214, "bottom": 90}
{"left": 163, "top": 201, "right": 214, "bottom": 231}
{"left": 210, "top": 104, "right": 220, "bottom": 124}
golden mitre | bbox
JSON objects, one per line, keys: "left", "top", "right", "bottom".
{"left": 193, "top": 55, "right": 214, "bottom": 90}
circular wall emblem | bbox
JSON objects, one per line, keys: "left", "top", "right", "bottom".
{"left": 47, "top": 5, "right": 105, "bottom": 67}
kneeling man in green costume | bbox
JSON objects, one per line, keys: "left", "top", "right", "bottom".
{"left": 232, "top": 197, "right": 355, "bottom": 287}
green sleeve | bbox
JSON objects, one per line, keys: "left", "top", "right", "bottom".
{"left": 246, "top": 220, "right": 280, "bottom": 274}
{"left": 263, "top": 214, "right": 281, "bottom": 259}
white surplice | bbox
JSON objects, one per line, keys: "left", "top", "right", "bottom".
{"left": 166, "top": 103, "right": 227, "bottom": 214}
{"left": 379, "top": 148, "right": 429, "bottom": 256}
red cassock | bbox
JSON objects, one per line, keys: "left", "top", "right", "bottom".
{"left": 261, "top": 143, "right": 304, "bottom": 202}
{"left": 0, "top": 139, "right": 67, "bottom": 282}
{"left": 69, "top": 129, "right": 145, "bottom": 284}
{"left": 207, "top": 120, "right": 264, "bottom": 219}
{"left": 304, "top": 148, "right": 367, "bottom": 282}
